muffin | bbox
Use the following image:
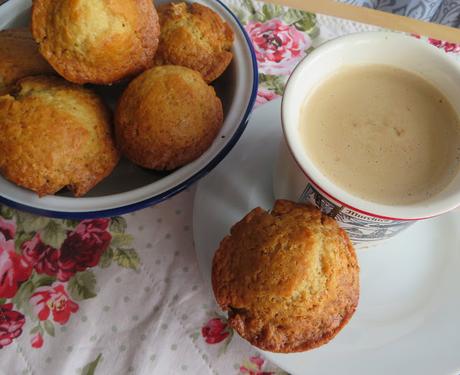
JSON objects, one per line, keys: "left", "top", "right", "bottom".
{"left": 0, "top": 76, "right": 120, "bottom": 197}
{"left": 115, "top": 65, "right": 223, "bottom": 170}
{"left": 155, "top": 2, "right": 234, "bottom": 83}
{"left": 212, "top": 200, "right": 359, "bottom": 353}
{"left": 0, "top": 28, "right": 55, "bottom": 95}
{"left": 31, "top": 0, "right": 160, "bottom": 84}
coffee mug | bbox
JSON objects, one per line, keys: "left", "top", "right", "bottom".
{"left": 273, "top": 31, "right": 460, "bottom": 247}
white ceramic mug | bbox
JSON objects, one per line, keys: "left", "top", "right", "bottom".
{"left": 273, "top": 31, "right": 460, "bottom": 247}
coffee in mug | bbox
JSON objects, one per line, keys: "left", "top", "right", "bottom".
{"left": 299, "top": 64, "right": 460, "bottom": 206}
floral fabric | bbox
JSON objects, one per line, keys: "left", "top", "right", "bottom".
{"left": 0, "top": 1, "right": 459, "bottom": 374}
{"left": 0, "top": 208, "right": 140, "bottom": 357}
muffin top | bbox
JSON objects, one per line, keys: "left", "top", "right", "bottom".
{"left": 0, "top": 28, "right": 54, "bottom": 95}
{"left": 0, "top": 76, "right": 119, "bottom": 196}
{"left": 115, "top": 65, "right": 223, "bottom": 170}
{"left": 155, "top": 2, "right": 234, "bottom": 83}
{"left": 31, "top": 0, "right": 159, "bottom": 84}
{"left": 212, "top": 200, "right": 359, "bottom": 353}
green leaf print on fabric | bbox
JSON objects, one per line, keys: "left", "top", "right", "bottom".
{"left": 259, "top": 4, "right": 284, "bottom": 21}
{"left": 99, "top": 247, "right": 114, "bottom": 269}
{"left": 104, "top": 219, "right": 140, "bottom": 270}
{"left": 110, "top": 233, "right": 134, "bottom": 249}
{"left": 259, "top": 74, "right": 286, "bottom": 95}
{"left": 14, "top": 231, "right": 35, "bottom": 253}
{"left": 283, "top": 9, "right": 318, "bottom": 35}
{"left": 217, "top": 329, "right": 234, "bottom": 357}
{"left": 41, "top": 220, "right": 67, "bottom": 249}
{"left": 81, "top": 353, "right": 103, "bottom": 375}
{"left": 30, "top": 325, "right": 42, "bottom": 335}
{"left": 63, "top": 219, "right": 80, "bottom": 229}
{"left": 11, "top": 280, "right": 36, "bottom": 319}
{"left": 0, "top": 205, "right": 14, "bottom": 220}
{"left": 43, "top": 320, "right": 55, "bottom": 337}
{"left": 113, "top": 248, "right": 140, "bottom": 271}
{"left": 32, "top": 273, "right": 56, "bottom": 289}
{"left": 67, "top": 271, "right": 97, "bottom": 301}
{"left": 109, "top": 216, "right": 128, "bottom": 233}
{"left": 237, "top": 0, "right": 318, "bottom": 36}
{"left": 15, "top": 212, "right": 49, "bottom": 233}
{"left": 0, "top": 298, "right": 6, "bottom": 305}
{"left": 14, "top": 231, "right": 35, "bottom": 254}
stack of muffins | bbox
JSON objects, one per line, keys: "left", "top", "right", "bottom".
{"left": 0, "top": 0, "right": 233, "bottom": 196}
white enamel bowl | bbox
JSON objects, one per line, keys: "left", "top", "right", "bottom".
{"left": 0, "top": 0, "right": 258, "bottom": 218}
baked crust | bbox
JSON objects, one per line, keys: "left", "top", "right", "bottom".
{"left": 31, "top": 0, "right": 160, "bottom": 84}
{"left": 0, "top": 28, "right": 55, "bottom": 95}
{"left": 212, "top": 200, "right": 359, "bottom": 353}
{"left": 0, "top": 76, "right": 120, "bottom": 196}
{"left": 115, "top": 65, "right": 223, "bottom": 170}
{"left": 155, "top": 2, "right": 234, "bottom": 83}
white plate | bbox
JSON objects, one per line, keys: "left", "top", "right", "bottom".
{"left": 193, "top": 99, "right": 460, "bottom": 375}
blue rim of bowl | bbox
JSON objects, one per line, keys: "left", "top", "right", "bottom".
{"left": 0, "top": 0, "right": 259, "bottom": 219}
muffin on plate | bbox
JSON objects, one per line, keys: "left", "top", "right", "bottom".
{"left": 0, "top": 28, "right": 55, "bottom": 95}
{"left": 155, "top": 2, "right": 234, "bottom": 83}
{"left": 212, "top": 200, "right": 359, "bottom": 353}
{"left": 31, "top": 0, "right": 160, "bottom": 84}
{"left": 0, "top": 76, "right": 120, "bottom": 197}
{"left": 115, "top": 65, "right": 223, "bottom": 170}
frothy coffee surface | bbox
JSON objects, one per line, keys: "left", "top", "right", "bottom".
{"left": 300, "top": 64, "right": 460, "bottom": 205}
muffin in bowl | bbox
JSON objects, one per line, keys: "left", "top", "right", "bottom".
{"left": 155, "top": 2, "right": 234, "bottom": 83}
{"left": 212, "top": 200, "right": 360, "bottom": 353}
{"left": 31, "top": 0, "right": 160, "bottom": 84}
{"left": 0, "top": 28, "right": 55, "bottom": 95}
{"left": 115, "top": 65, "right": 223, "bottom": 170}
{"left": 0, "top": 76, "right": 120, "bottom": 197}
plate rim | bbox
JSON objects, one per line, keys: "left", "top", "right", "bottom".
{"left": 0, "top": 0, "right": 258, "bottom": 219}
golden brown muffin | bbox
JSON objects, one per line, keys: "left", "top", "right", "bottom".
{"left": 0, "top": 76, "right": 120, "bottom": 197}
{"left": 212, "top": 200, "right": 359, "bottom": 353}
{"left": 115, "top": 65, "right": 223, "bottom": 170}
{"left": 0, "top": 28, "right": 55, "bottom": 95}
{"left": 155, "top": 2, "right": 234, "bottom": 83}
{"left": 31, "top": 0, "right": 160, "bottom": 84}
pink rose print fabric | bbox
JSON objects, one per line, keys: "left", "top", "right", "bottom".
{"left": 30, "top": 283, "right": 79, "bottom": 325}
{"left": 240, "top": 355, "right": 274, "bottom": 375}
{"left": 234, "top": 2, "right": 318, "bottom": 108}
{"left": 411, "top": 34, "right": 460, "bottom": 54}
{"left": 30, "top": 332, "right": 44, "bottom": 349}
{"left": 202, "top": 317, "right": 230, "bottom": 344}
{"left": 0, "top": 218, "right": 15, "bottom": 241}
{"left": 246, "top": 19, "right": 311, "bottom": 75}
{"left": 0, "top": 303, "right": 25, "bottom": 349}
{"left": 0, "top": 232, "right": 32, "bottom": 299}
{"left": 428, "top": 37, "right": 460, "bottom": 53}
{"left": 22, "top": 234, "right": 60, "bottom": 277}
{"left": 256, "top": 88, "right": 281, "bottom": 106}
{"left": 57, "top": 219, "right": 112, "bottom": 281}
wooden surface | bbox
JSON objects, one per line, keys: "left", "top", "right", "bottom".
{"left": 267, "top": 0, "right": 460, "bottom": 43}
